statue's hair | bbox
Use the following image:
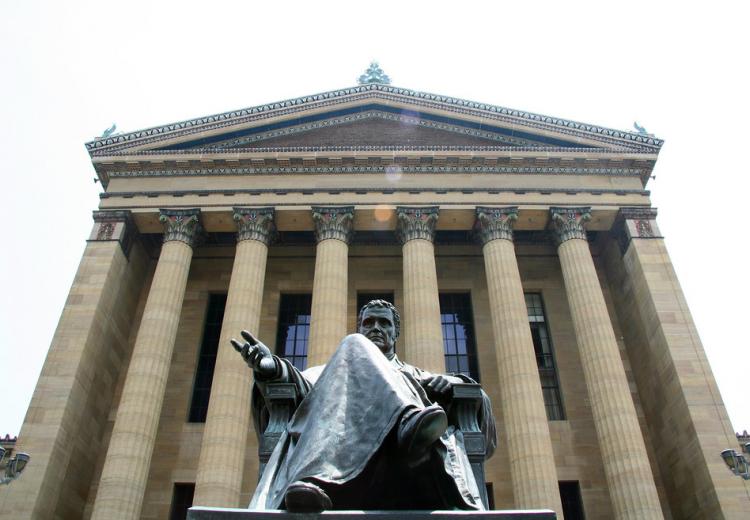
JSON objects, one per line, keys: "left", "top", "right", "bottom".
{"left": 357, "top": 299, "right": 400, "bottom": 339}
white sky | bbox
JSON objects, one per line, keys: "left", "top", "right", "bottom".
{"left": 1, "top": 1, "right": 748, "bottom": 438}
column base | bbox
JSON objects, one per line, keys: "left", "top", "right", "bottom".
{"left": 188, "top": 507, "right": 556, "bottom": 520}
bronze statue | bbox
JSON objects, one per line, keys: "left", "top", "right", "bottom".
{"left": 232, "top": 300, "right": 496, "bottom": 512}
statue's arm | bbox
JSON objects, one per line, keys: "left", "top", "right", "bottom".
{"left": 411, "top": 365, "right": 465, "bottom": 401}
{"left": 413, "top": 366, "right": 497, "bottom": 458}
{"left": 233, "top": 331, "right": 314, "bottom": 445}
{"left": 231, "top": 330, "right": 291, "bottom": 384}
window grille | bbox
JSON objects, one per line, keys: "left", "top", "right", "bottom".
{"left": 525, "top": 293, "right": 565, "bottom": 420}
{"left": 275, "top": 294, "right": 313, "bottom": 371}
{"left": 439, "top": 293, "right": 480, "bottom": 381}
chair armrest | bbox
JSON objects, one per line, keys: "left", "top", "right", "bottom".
{"left": 258, "top": 383, "right": 299, "bottom": 466}
{"left": 449, "top": 383, "right": 485, "bottom": 459}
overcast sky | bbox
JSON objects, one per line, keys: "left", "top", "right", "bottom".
{"left": 1, "top": 1, "right": 748, "bottom": 439}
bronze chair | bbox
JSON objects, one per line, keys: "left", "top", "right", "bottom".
{"left": 256, "top": 382, "right": 489, "bottom": 509}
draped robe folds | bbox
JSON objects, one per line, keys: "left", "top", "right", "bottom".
{"left": 250, "top": 333, "right": 496, "bottom": 511}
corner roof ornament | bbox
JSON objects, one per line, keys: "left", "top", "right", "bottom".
{"left": 633, "top": 121, "right": 653, "bottom": 137}
{"left": 357, "top": 62, "right": 391, "bottom": 85}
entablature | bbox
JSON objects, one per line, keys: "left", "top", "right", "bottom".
{"left": 119, "top": 205, "right": 636, "bottom": 237}
{"left": 92, "top": 151, "right": 656, "bottom": 187}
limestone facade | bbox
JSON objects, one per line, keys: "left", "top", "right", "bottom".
{"left": 2, "top": 83, "right": 747, "bottom": 519}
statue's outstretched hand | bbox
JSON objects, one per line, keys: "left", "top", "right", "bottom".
{"left": 231, "top": 330, "right": 277, "bottom": 378}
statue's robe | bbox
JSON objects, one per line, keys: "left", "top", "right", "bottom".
{"left": 250, "top": 334, "right": 496, "bottom": 510}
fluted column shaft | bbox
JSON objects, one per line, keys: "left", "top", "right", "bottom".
{"left": 551, "top": 207, "right": 662, "bottom": 520}
{"left": 307, "top": 207, "right": 353, "bottom": 367}
{"left": 91, "top": 209, "right": 201, "bottom": 520}
{"left": 477, "top": 207, "right": 563, "bottom": 517}
{"left": 193, "top": 208, "right": 274, "bottom": 507}
{"left": 397, "top": 207, "right": 444, "bottom": 373}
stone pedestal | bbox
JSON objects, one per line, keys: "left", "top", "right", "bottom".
{"left": 188, "top": 508, "right": 556, "bottom": 520}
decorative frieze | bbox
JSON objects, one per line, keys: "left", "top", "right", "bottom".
{"left": 619, "top": 207, "right": 658, "bottom": 221}
{"left": 549, "top": 207, "right": 591, "bottom": 246}
{"left": 475, "top": 207, "right": 518, "bottom": 244}
{"left": 159, "top": 208, "right": 202, "bottom": 247}
{"left": 233, "top": 207, "right": 275, "bottom": 245}
{"left": 97, "top": 222, "right": 115, "bottom": 240}
{"left": 106, "top": 165, "right": 646, "bottom": 179}
{"left": 311, "top": 206, "right": 354, "bottom": 244}
{"left": 396, "top": 206, "right": 439, "bottom": 244}
{"left": 91, "top": 210, "right": 135, "bottom": 255}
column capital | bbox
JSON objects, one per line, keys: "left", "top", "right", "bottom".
{"left": 90, "top": 210, "right": 136, "bottom": 256}
{"left": 549, "top": 207, "right": 591, "bottom": 246}
{"left": 312, "top": 206, "right": 354, "bottom": 244}
{"left": 396, "top": 206, "right": 439, "bottom": 244}
{"left": 614, "top": 206, "right": 662, "bottom": 253}
{"left": 159, "top": 208, "right": 202, "bottom": 247}
{"left": 233, "top": 207, "right": 275, "bottom": 245}
{"left": 475, "top": 206, "right": 518, "bottom": 245}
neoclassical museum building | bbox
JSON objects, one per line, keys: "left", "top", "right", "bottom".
{"left": 2, "top": 69, "right": 748, "bottom": 519}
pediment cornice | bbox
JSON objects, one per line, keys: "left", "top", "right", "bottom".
{"left": 85, "top": 84, "right": 663, "bottom": 156}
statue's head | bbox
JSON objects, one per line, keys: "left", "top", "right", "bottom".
{"left": 357, "top": 300, "right": 400, "bottom": 357}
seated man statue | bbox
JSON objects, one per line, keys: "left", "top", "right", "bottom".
{"left": 232, "top": 299, "right": 496, "bottom": 512}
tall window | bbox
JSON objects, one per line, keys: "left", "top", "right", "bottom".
{"left": 169, "top": 483, "right": 195, "bottom": 520}
{"left": 188, "top": 294, "right": 227, "bottom": 423}
{"left": 439, "top": 293, "right": 480, "bottom": 381}
{"left": 525, "top": 293, "right": 565, "bottom": 420}
{"left": 559, "top": 481, "right": 586, "bottom": 520}
{"left": 275, "top": 294, "right": 312, "bottom": 371}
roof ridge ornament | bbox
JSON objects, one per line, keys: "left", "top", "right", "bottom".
{"left": 358, "top": 62, "right": 391, "bottom": 85}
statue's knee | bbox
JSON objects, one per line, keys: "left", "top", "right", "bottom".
{"left": 339, "top": 333, "right": 368, "bottom": 350}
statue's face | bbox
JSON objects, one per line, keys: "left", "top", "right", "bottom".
{"left": 359, "top": 306, "right": 397, "bottom": 356}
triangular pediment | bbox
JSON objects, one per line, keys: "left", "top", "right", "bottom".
{"left": 86, "top": 84, "right": 663, "bottom": 157}
{"left": 184, "top": 108, "right": 577, "bottom": 150}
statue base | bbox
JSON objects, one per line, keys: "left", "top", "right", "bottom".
{"left": 187, "top": 508, "right": 556, "bottom": 519}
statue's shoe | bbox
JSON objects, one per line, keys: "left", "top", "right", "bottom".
{"left": 397, "top": 404, "right": 448, "bottom": 456}
{"left": 284, "top": 480, "right": 332, "bottom": 512}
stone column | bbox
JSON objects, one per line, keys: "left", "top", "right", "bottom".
{"left": 396, "top": 206, "right": 444, "bottom": 373}
{"left": 307, "top": 206, "right": 354, "bottom": 367}
{"left": 1, "top": 212, "right": 139, "bottom": 520}
{"left": 91, "top": 209, "right": 202, "bottom": 520}
{"left": 550, "top": 207, "right": 663, "bottom": 520}
{"left": 476, "top": 207, "right": 564, "bottom": 517}
{"left": 193, "top": 208, "right": 275, "bottom": 507}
